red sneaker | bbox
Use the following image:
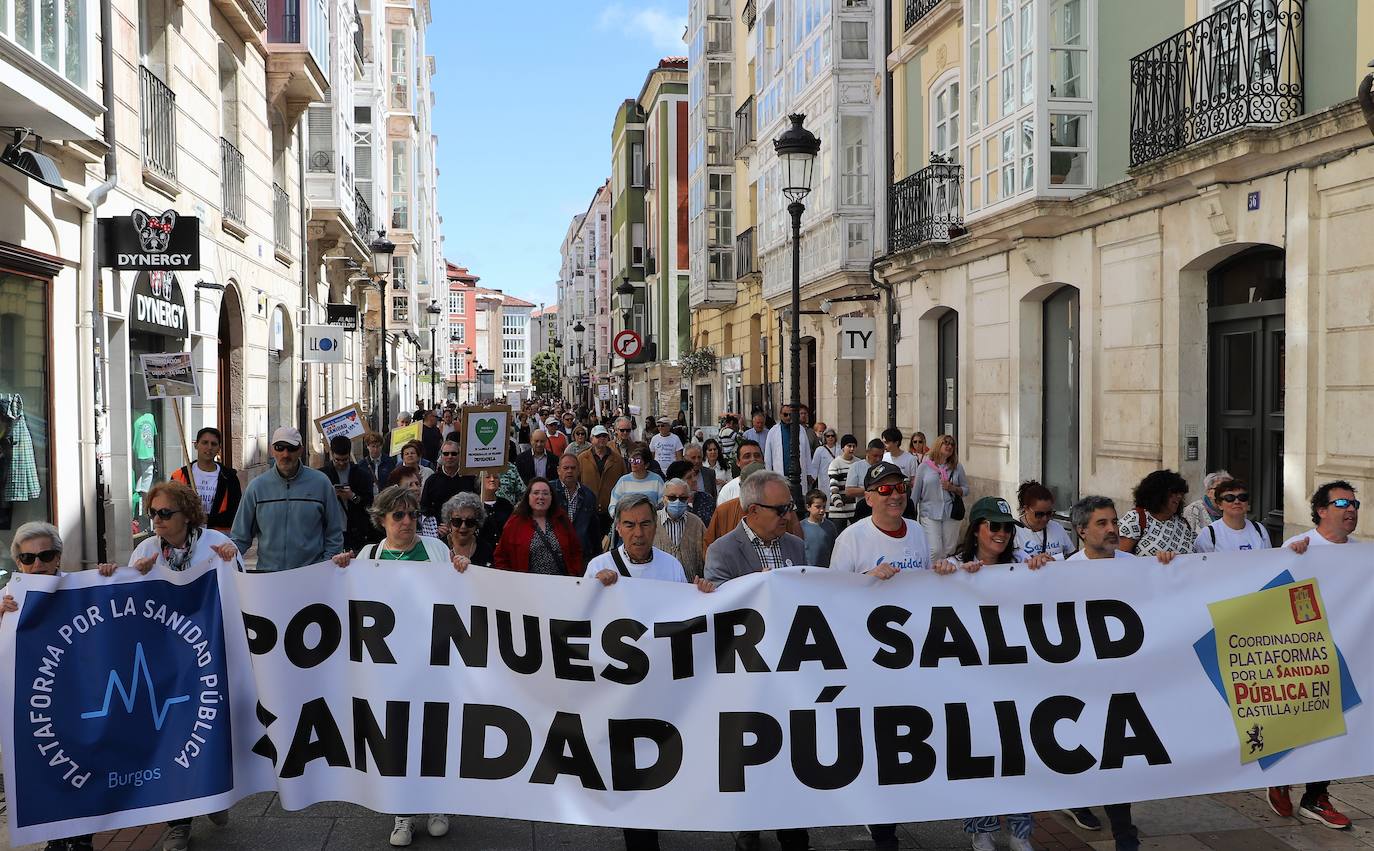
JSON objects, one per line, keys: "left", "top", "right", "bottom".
{"left": 1299, "top": 795, "right": 1351, "bottom": 829}
{"left": 1267, "top": 785, "right": 1293, "bottom": 818}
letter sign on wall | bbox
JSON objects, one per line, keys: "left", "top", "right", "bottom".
{"left": 839, "top": 317, "right": 877, "bottom": 360}
{"left": 303, "top": 325, "right": 345, "bottom": 364}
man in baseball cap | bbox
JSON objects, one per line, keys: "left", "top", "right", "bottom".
{"left": 230, "top": 425, "right": 344, "bottom": 571}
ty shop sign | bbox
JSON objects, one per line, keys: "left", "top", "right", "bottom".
{"left": 303, "top": 325, "right": 345, "bottom": 364}
{"left": 839, "top": 316, "right": 877, "bottom": 360}
{"left": 100, "top": 209, "right": 201, "bottom": 271}
{"left": 130, "top": 272, "right": 188, "bottom": 339}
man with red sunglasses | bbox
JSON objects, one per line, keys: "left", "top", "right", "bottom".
{"left": 829, "top": 462, "right": 961, "bottom": 579}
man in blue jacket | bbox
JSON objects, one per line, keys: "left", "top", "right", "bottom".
{"left": 231, "top": 426, "right": 345, "bottom": 571}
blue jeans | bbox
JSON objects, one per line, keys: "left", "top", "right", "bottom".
{"left": 964, "top": 814, "right": 1033, "bottom": 840}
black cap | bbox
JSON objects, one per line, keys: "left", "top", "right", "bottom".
{"left": 864, "top": 461, "right": 906, "bottom": 489}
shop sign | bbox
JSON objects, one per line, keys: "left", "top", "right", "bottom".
{"left": 720, "top": 355, "right": 743, "bottom": 374}
{"left": 839, "top": 317, "right": 877, "bottom": 360}
{"left": 130, "top": 272, "right": 188, "bottom": 339}
{"left": 326, "top": 303, "right": 358, "bottom": 330}
{"left": 303, "top": 325, "right": 345, "bottom": 363}
{"left": 100, "top": 209, "right": 201, "bottom": 271}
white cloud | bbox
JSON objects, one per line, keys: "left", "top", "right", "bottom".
{"left": 598, "top": 4, "right": 687, "bottom": 54}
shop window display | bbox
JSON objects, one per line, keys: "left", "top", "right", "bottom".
{"left": 0, "top": 273, "right": 51, "bottom": 581}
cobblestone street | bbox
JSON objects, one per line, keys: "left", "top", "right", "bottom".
{"left": 9, "top": 780, "right": 1374, "bottom": 850}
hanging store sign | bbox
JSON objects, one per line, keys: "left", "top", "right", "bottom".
{"left": 100, "top": 209, "right": 201, "bottom": 271}
{"left": 303, "top": 325, "right": 346, "bottom": 364}
{"left": 839, "top": 317, "right": 877, "bottom": 360}
{"left": 129, "top": 272, "right": 188, "bottom": 339}
{"left": 326, "top": 303, "right": 358, "bottom": 330}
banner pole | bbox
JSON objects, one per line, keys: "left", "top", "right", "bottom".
{"left": 172, "top": 397, "right": 191, "bottom": 469}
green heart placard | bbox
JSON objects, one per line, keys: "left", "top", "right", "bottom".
{"left": 474, "top": 418, "right": 499, "bottom": 446}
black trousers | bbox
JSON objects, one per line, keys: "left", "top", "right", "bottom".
{"left": 734, "top": 829, "right": 809, "bottom": 851}
{"left": 623, "top": 828, "right": 659, "bottom": 851}
{"left": 1103, "top": 804, "right": 1136, "bottom": 844}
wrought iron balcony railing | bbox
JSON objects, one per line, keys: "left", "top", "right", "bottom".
{"left": 273, "top": 182, "right": 290, "bottom": 255}
{"left": 905, "top": 0, "right": 942, "bottom": 29}
{"left": 220, "top": 137, "right": 246, "bottom": 227}
{"left": 139, "top": 65, "right": 177, "bottom": 182}
{"left": 888, "top": 156, "right": 964, "bottom": 254}
{"left": 1129, "top": 0, "right": 1304, "bottom": 168}
{"left": 736, "top": 226, "right": 758, "bottom": 280}
{"left": 355, "top": 188, "right": 372, "bottom": 239}
{"left": 734, "top": 95, "right": 756, "bottom": 158}
{"left": 743, "top": 0, "right": 757, "bottom": 31}
{"left": 251, "top": 0, "right": 268, "bottom": 22}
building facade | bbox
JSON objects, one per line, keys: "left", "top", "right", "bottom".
{"left": 556, "top": 179, "right": 613, "bottom": 410}
{"left": 880, "top": 0, "right": 1374, "bottom": 540}
{"left": 446, "top": 260, "right": 478, "bottom": 403}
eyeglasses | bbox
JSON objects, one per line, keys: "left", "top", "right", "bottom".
{"left": 664, "top": 494, "right": 689, "bottom": 502}
{"left": 389, "top": 510, "right": 420, "bottom": 521}
{"left": 17, "top": 550, "right": 60, "bottom": 566}
{"left": 752, "top": 502, "right": 794, "bottom": 516}
{"left": 985, "top": 521, "right": 1015, "bottom": 533}
{"left": 449, "top": 516, "right": 481, "bottom": 528}
{"left": 1218, "top": 493, "right": 1251, "bottom": 503}
{"left": 630, "top": 457, "right": 645, "bottom": 465}
{"left": 617, "top": 428, "right": 630, "bottom": 433}
{"left": 150, "top": 508, "right": 182, "bottom": 520}
{"left": 441, "top": 451, "right": 460, "bottom": 456}
{"left": 868, "top": 482, "right": 909, "bottom": 496}
{"left": 272, "top": 442, "right": 300, "bottom": 452}
{"left": 1329, "top": 498, "right": 1361, "bottom": 510}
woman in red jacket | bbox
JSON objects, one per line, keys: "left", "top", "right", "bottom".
{"left": 492, "top": 477, "right": 584, "bottom": 576}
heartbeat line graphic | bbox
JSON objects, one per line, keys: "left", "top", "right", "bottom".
{"left": 81, "top": 642, "right": 190, "bottom": 731}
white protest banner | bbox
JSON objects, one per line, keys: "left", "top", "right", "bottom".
{"left": 139, "top": 353, "right": 198, "bottom": 399}
{"left": 6, "top": 546, "right": 1374, "bottom": 845}
{"left": 314, "top": 403, "right": 368, "bottom": 444}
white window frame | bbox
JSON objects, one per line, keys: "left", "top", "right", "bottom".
{"left": 929, "top": 69, "right": 961, "bottom": 164}
{"left": 839, "top": 113, "right": 869, "bottom": 207}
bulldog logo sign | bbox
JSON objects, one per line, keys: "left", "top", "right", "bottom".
{"left": 100, "top": 208, "right": 201, "bottom": 271}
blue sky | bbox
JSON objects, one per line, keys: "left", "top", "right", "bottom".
{"left": 431, "top": 3, "right": 688, "bottom": 308}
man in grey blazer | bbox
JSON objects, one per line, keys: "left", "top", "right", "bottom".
{"left": 704, "top": 469, "right": 808, "bottom": 851}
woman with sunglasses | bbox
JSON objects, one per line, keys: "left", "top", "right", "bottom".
{"left": 100, "top": 482, "right": 242, "bottom": 577}
{"left": 565, "top": 425, "right": 592, "bottom": 458}
{"left": 492, "top": 477, "right": 584, "bottom": 575}
{"left": 2, "top": 523, "right": 66, "bottom": 616}
{"left": 908, "top": 431, "right": 929, "bottom": 464}
{"left": 1011, "top": 480, "right": 1076, "bottom": 562}
{"left": 914, "top": 433, "right": 970, "bottom": 560}
{"left": 442, "top": 491, "right": 494, "bottom": 568}
{"left": 1118, "top": 469, "right": 1193, "bottom": 556}
{"left": 608, "top": 445, "right": 665, "bottom": 517}
{"left": 1192, "top": 479, "right": 1271, "bottom": 552}
{"left": 386, "top": 466, "right": 441, "bottom": 537}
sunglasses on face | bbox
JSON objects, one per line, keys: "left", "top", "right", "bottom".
{"left": 449, "top": 516, "right": 481, "bottom": 528}
{"left": 630, "top": 458, "right": 645, "bottom": 465}
{"left": 17, "top": 550, "right": 60, "bottom": 565}
{"left": 753, "top": 502, "right": 794, "bottom": 517}
{"left": 985, "top": 521, "right": 1015, "bottom": 534}
{"left": 1329, "top": 498, "right": 1361, "bottom": 510}
{"left": 441, "top": 451, "right": 460, "bottom": 456}
{"left": 1218, "top": 493, "right": 1251, "bottom": 503}
{"left": 389, "top": 510, "right": 420, "bottom": 521}
{"left": 272, "top": 442, "right": 300, "bottom": 452}
{"left": 868, "top": 482, "right": 909, "bottom": 496}
{"left": 150, "top": 508, "right": 181, "bottom": 520}
{"left": 617, "top": 428, "right": 630, "bottom": 433}
{"left": 664, "top": 494, "right": 689, "bottom": 502}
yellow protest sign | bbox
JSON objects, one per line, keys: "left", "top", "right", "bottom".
{"left": 388, "top": 423, "right": 420, "bottom": 456}
{"left": 1208, "top": 579, "right": 1344, "bottom": 764}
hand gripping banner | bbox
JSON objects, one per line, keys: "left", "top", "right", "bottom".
{"left": 6, "top": 546, "right": 1374, "bottom": 845}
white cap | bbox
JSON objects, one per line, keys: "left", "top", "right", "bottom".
{"left": 270, "top": 426, "right": 303, "bottom": 447}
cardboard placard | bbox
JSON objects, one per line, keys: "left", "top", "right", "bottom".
{"left": 388, "top": 423, "right": 421, "bottom": 456}
{"left": 458, "top": 404, "right": 511, "bottom": 475}
{"left": 314, "top": 404, "right": 369, "bottom": 445}
{"left": 139, "top": 353, "right": 198, "bottom": 399}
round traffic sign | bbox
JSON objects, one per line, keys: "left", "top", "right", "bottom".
{"left": 613, "top": 329, "right": 643, "bottom": 359}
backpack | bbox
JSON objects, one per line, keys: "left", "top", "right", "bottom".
{"left": 1206, "top": 520, "right": 1266, "bottom": 549}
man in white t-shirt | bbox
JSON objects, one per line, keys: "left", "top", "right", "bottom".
{"left": 881, "top": 426, "right": 920, "bottom": 504}
{"left": 649, "top": 419, "right": 684, "bottom": 470}
{"left": 1193, "top": 479, "right": 1271, "bottom": 553}
{"left": 716, "top": 439, "right": 763, "bottom": 505}
{"left": 1265, "top": 480, "right": 1359, "bottom": 831}
{"left": 830, "top": 462, "right": 961, "bottom": 577}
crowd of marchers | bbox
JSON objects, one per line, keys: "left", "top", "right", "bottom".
{"left": 3, "top": 398, "right": 1362, "bottom": 851}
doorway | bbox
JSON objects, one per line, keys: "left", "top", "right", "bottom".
{"left": 1042, "top": 287, "right": 1080, "bottom": 506}
{"left": 217, "top": 285, "right": 244, "bottom": 467}
{"left": 936, "top": 311, "right": 958, "bottom": 439}
{"left": 1207, "top": 247, "right": 1285, "bottom": 536}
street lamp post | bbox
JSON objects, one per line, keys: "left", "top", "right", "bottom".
{"left": 616, "top": 276, "right": 635, "bottom": 416}
{"left": 426, "top": 300, "right": 442, "bottom": 410}
{"left": 773, "top": 114, "right": 821, "bottom": 509}
{"left": 369, "top": 230, "right": 396, "bottom": 432}
{"left": 574, "top": 320, "right": 586, "bottom": 411}
{"left": 552, "top": 334, "right": 564, "bottom": 402}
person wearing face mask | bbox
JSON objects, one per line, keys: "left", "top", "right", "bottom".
{"left": 654, "top": 477, "right": 706, "bottom": 579}
{"left": 1118, "top": 469, "right": 1193, "bottom": 557}
{"left": 1011, "top": 479, "right": 1076, "bottom": 562}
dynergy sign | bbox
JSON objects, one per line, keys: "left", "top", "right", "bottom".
{"left": 130, "top": 272, "right": 188, "bottom": 339}
{"left": 100, "top": 209, "right": 201, "bottom": 272}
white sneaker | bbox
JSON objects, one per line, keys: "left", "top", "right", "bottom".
{"left": 389, "top": 817, "right": 413, "bottom": 847}
{"left": 1010, "top": 836, "right": 1035, "bottom": 851}
{"left": 427, "top": 814, "right": 450, "bottom": 837}
{"left": 971, "top": 834, "right": 996, "bottom": 851}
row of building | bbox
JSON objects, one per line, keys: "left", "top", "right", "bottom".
{"left": 0, "top": 0, "right": 458, "bottom": 573}
{"left": 555, "top": 0, "right": 1374, "bottom": 541}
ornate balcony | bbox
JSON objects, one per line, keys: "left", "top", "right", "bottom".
{"left": 734, "top": 95, "right": 756, "bottom": 159}
{"left": 273, "top": 182, "right": 291, "bottom": 258}
{"left": 736, "top": 226, "right": 758, "bottom": 281}
{"left": 888, "top": 156, "right": 964, "bottom": 254}
{"left": 1129, "top": 0, "right": 1304, "bottom": 168}
{"left": 355, "top": 189, "right": 372, "bottom": 239}
{"left": 743, "top": 0, "right": 757, "bottom": 31}
{"left": 140, "top": 66, "right": 176, "bottom": 183}
{"left": 266, "top": 0, "right": 329, "bottom": 124}
{"left": 905, "top": 0, "right": 942, "bottom": 30}
{"left": 220, "top": 137, "right": 246, "bottom": 229}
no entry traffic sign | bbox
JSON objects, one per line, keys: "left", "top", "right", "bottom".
{"left": 613, "top": 329, "right": 643, "bottom": 360}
